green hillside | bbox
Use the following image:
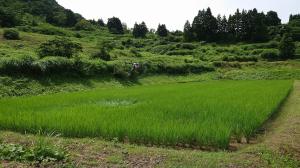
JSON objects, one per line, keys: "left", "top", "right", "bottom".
{"left": 0, "top": 0, "right": 299, "bottom": 83}
{"left": 0, "top": 0, "right": 300, "bottom": 167}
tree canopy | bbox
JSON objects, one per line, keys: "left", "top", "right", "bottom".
{"left": 156, "top": 24, "right": 168, "bottom": 37}
{"left": 183, "top": 21, "right": 194, "bottom": 42}
{"left": 132, "top": 22, "right": 148, "bottom": 38}
{"left": 279, "top": 33, "right": 296, "bottom": 59}
{"left": 186, "top": 8, "right": 273, "bottom": 42}
{"left": 0, "top": 7, "right": 21, "bottom": 27}
{"left": 107, "top": 17, "right": 124, "bottom": 34}
{"left": 1, "top": 0, "right": 299, "bottom": 44}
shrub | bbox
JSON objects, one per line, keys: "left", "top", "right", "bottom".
{"left": 143, "top": 61, "right": 214, "bottom": 74}
{"left": 222, "top": 56, "right": 258, "bottom": 62}
{"left": 3, "top": 29, "right": 20, "bottom": 40}
{"left": 121, "top": 39, "right": 146, "bottom": 48}
{"left": 0, "top": 56, "right": 108, "bottom": 77}
{"left": 213, "top": 61, "right": 242, "bottom": 68}
{"left": 34, "top": 58, "right": 108, "bottom": 76}
{"left": 179, "top": 43, "right": 196, "bottom": 50}
{"left": 241, "top": 41, "right": 279, "bottom": 50}
{"left": 260, "top": 49, "right": 280, "bottom": 60}
{"left": 121, "top": 39, "right": 133, "bottom": 48}
{"left": 161, "top": 63, "right": 214, "bottom": 74}
{"left": 166, "top": 50, "right": 194, "bottom": 56}
{"left": 91, "top": 48, "right": 111, "bottom": 61}
{"left": 33, "top": 57, "right": 75, "bottom": 74}
{"left": 74, "top": 19, "right": 94, "bottom": 31}
{"left": 38, "top": 37, "right": 82, "bottom": 58}
{"left": 92, "top": 40, "right": 116, "bottom": 61}
{"left": 0, "top": 55, "right": 36, "bottom": 74}
{"left": 130, "top": 48, "right": 142, "bottom": 57}
{"left": 266, "top": 41, "right": 279, "bottom": 48}
{"left": 112, "top": 65, "right": 130, "bottom": 79}
{"left": 74, "top": 59, "right": 108, "bottom": 76}
{"left": 74, "top": 32, "right": 82, "bottom": 38}
{"left": 166, "top": 35, "right": 182, "bottom": 42}
{"left": 17, "top": 25, "right": 69, "bottom": 36}
{"left": 35, "top": 25, "right": 69, "bottom": 36}
{"left": 150, "top": 44, "right": 176, "bottom": 54}
{"left": 250, "top": 49, "right": 265, "bottom": 55}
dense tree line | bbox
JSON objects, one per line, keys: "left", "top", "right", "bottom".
{"left": 88, "top": 19, "right": 105, "bottom": 27}
{"left": 184, "top": 8, "right": 282, "bottom": 42}
{"left": 0, "top": 0, "right": 82, "bottom": 27}
{"left": 1, "top": 0, "right": 299, "bottom": 44}
{"left": 288, "top": 14, "right": 300, "bottom": 41}
{"left": 289, "top": 14, "right": 300, "bottom": 27}
{"left": 0, "top": 7, "right": 20, "bottom": 27}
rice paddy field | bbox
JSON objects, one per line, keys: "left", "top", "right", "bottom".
{"left": 0, "top": 80, "right": 293, "bottom": 149}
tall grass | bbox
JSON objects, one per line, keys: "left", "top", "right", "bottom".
{"left": 0, "top": 80, "right": 292, "bottom": 149}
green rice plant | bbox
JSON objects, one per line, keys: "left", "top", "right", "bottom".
{"left": 0, "top": 80, "right": 292, "bottom": 149}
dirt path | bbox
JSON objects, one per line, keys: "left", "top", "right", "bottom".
{"left": 263, "top": 80, "right": 300, "bottom": 159}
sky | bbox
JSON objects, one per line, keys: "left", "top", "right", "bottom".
{"left": 56, "top": 0, "right": 300, "bottom": 31}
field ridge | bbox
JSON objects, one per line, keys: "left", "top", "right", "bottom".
{"left": 262, "top": 80, "right": 300, "bottom": 159}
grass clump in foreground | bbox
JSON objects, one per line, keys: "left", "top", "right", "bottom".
{"left": 0, "top": 80, "right": 293, "bottom": 149}
{"left": 0, "top": 136, "right": 66, "bottom": 164}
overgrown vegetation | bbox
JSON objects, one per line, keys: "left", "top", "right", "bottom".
{"left": 0, "top": 136, "right": 66, "bottom": 164}
{"left": 3, "top": 29, "right": 20, "bottom": 40}
{"left": 0, "top": 0, "right": 299, "bottom": 79}
{"left": 37, "top": 37, "right": 82, "bottom": 58}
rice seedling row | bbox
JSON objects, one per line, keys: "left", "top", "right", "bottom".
{"left": 0, "top": 80, "right": 292, "bottom": 148}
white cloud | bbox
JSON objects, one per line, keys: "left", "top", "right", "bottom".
{"left": 56, "top": 0, "right": 300, "bottom": 30}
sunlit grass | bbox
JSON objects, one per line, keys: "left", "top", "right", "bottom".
{"left": 0, "top": 80, "right": 292, "bottom": 148}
